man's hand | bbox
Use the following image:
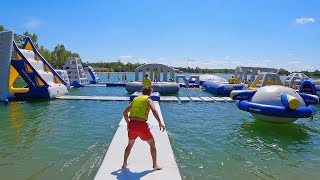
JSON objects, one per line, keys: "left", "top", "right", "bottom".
{"left": 159, "top": 123, "right": 165, "bottom": 132}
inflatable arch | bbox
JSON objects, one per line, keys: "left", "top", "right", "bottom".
{"left": 134, "top": 63, "right": 175, "bottom": 82}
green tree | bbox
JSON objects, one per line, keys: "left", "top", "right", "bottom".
{"left": 23, "top": 31, "right": 39, "bottom": 49}
{"left": 38, "top": 45, "right": 51, "bottom": 63}
{"left": 0, "top": 25, "right": 4, "bottom": 31}
{"left": 278, "top": 68, "right": 290, "bottom": 76}
{"left": 50, "top": 44, "right": 80, "bottom": 68}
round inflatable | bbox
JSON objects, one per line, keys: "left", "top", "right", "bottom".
{"left": 237, "top": 86, "right": 317, "bottom": 123}
{"left": 251, "top": 86, "right": 305, "bottom": 107}
{"left": 126, "top": 82, "right": 180, "bottom": 94}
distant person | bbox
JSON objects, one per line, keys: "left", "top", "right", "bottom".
{"left": 122, "top": 86, "right": 165, "bottom": 170}
{"left": 124, "top": 73, "right": 127, "bottom": 82}
{"left": 142, "top": 74, "right": 152, "bottom": 87}
{"left": 236, "top": 76, "right": 241, "bottom": 84}
{"left": 154, "top": 68, "right": 158, "bottom": 83}
{"left": 107, "top": 72, "right": 110, "bottom": 81}
{"left": 118, "top": 76, "right": 120, "bottom": 82}
{"left": 228, "top": 76, "right": 235, "bottom": 84}
{"left": 248, "top": 79, "right": 252, "bottom": 86}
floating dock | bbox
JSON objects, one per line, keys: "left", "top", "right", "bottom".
{"left": 56, "top": 95, "right": 235, "bottom": 102}
{"left": 85, "top": 84, "right": 107, "bottom": 87}
{"left": 94, "top": 102, "right": 182, "bottom": 180}
{"left": 56, "top": 95, "right": 130, "bottom": 101}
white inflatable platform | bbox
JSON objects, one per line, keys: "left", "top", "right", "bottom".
{"left": 94, "top": 102, "right": 182, "bottom": 180}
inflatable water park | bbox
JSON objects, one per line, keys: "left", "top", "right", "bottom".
{"left": 202, "top": 66, "right": 278, "bottom": 95}
{"left": 1, "top": 30, "right": 320, "bottom": 179}
{"left": 1, "top": 30, "right": 319, "bottom": 124}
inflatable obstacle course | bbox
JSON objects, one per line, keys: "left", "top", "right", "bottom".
{"left": 176, "top": 75, "right": 200, "bottom": 87}
{"left": 248, "top": 72, "right": 283, "bottom": 90}
{"left": 0, "top": 31, "right": 68, "bottom": 101}
{"left": 126, "top": 63, "right": 180, "bottom": 94}
{"left": 83, "top": 65, "right": 101, "bottom": 84}
{"left": 232, "top": 86, "right": 318, "bottom": 123}
{"left": 61, "top": 57, "right": 90, "bottom": 87}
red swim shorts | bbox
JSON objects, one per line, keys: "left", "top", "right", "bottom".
{"left": 128, "top": 120, "right": 153, "bottom": 141}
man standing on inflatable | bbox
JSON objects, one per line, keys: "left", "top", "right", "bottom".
{"left": 142, "top": 74, "right": 152, "bottom": 87}
{"left": 122, "top": 87, "right": 165, "bottom": 170}
{"left": 154, "top": 68, "right": 159, "bottom": 83}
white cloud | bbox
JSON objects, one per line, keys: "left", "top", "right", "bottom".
{"left": 23, "top": 18, "right": 42, "bottom": 28}
{"left": 119, "top": 55, "right": 132, "bottom": 59}
{"left": 210, "top": 60, "right": 228, "bottom": 65}
{"left": 301, "top": 65, "right": 314, "bottom": 70}
{"left": 288, "top": 61, "right": 301, "bottom": 64}
{"left": 296, "top": 18, "right": 315, "bottom": 24}
{"left": 138, "top": 58, "right": 147, "bottom": 64}
{"left": 264, "top": 60, "right": 272, "bottom": 63}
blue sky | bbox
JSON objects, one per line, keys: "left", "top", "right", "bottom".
{"left": 1, "top": 0, "right": 319, "bottom": 71}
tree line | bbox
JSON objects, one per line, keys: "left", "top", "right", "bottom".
{"left": 298, "top": 70, "right": 320, "bottom": 78}
{"left": 86, "top": 61, "right": 142, "bottom": 72}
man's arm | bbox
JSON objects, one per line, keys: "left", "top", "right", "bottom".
{"left": 123, "top": 103, "right": 132, "bottom": 124}
{"left": 147, "top": 99, "right": 165, "bottom": 132}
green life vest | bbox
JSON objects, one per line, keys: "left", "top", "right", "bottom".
{"left": 143, "top": 77, "right": 151, "bottom": 87}
{"left": 228, "top": 78, "right": 235, "bottom": 84}
{"left": 129, "top": 95, "right": 150, "bottom": 120}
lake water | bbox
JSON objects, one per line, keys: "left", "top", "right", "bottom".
{"left": 0, "top": 72, "right": 319, "bottom": 179}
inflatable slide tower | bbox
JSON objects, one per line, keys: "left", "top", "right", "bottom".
{"left": 0, "top": 31, "right": 68, "bottom": 101}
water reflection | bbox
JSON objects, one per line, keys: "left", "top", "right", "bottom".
{"left": 9, "top": 102, "right": 25, "bottom": 129}
{"left": 7, "top": 101, "right": 44, "bottom": 149}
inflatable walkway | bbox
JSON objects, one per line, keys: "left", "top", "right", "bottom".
{"left": 95, "top": 101, "right": 181, "bottom": 180}
{"left": 0, "top": 31, "right": 68, "bottom": 101}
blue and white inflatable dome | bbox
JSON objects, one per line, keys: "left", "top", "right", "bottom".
{"left": 236, "top": 86, "right": 317, "bottom": 123}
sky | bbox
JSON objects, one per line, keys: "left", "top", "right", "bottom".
{"left": 1, "top": 0, "right": 319, "bottom": 71}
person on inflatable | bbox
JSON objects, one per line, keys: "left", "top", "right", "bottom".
{"left": 236, "top": 76, "right": 241, "bottom": 84}
{"left": 228, "top": 76, "right": 235, "bottom": 84}
{"left": 142, "top": 74, "right": 152, "bottom": 87}
{"left": 122, "top": 86, "right": 165, "bottom": 170}
{"left": 154, "top": 68, "right": 159, "bottom": 83}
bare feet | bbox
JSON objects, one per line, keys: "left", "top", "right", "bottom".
{"left": 122, "top": 163, "right": 128, "bottom": 169}
{"left": 153, "top": 165, "right": 163, "bottom": 170}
